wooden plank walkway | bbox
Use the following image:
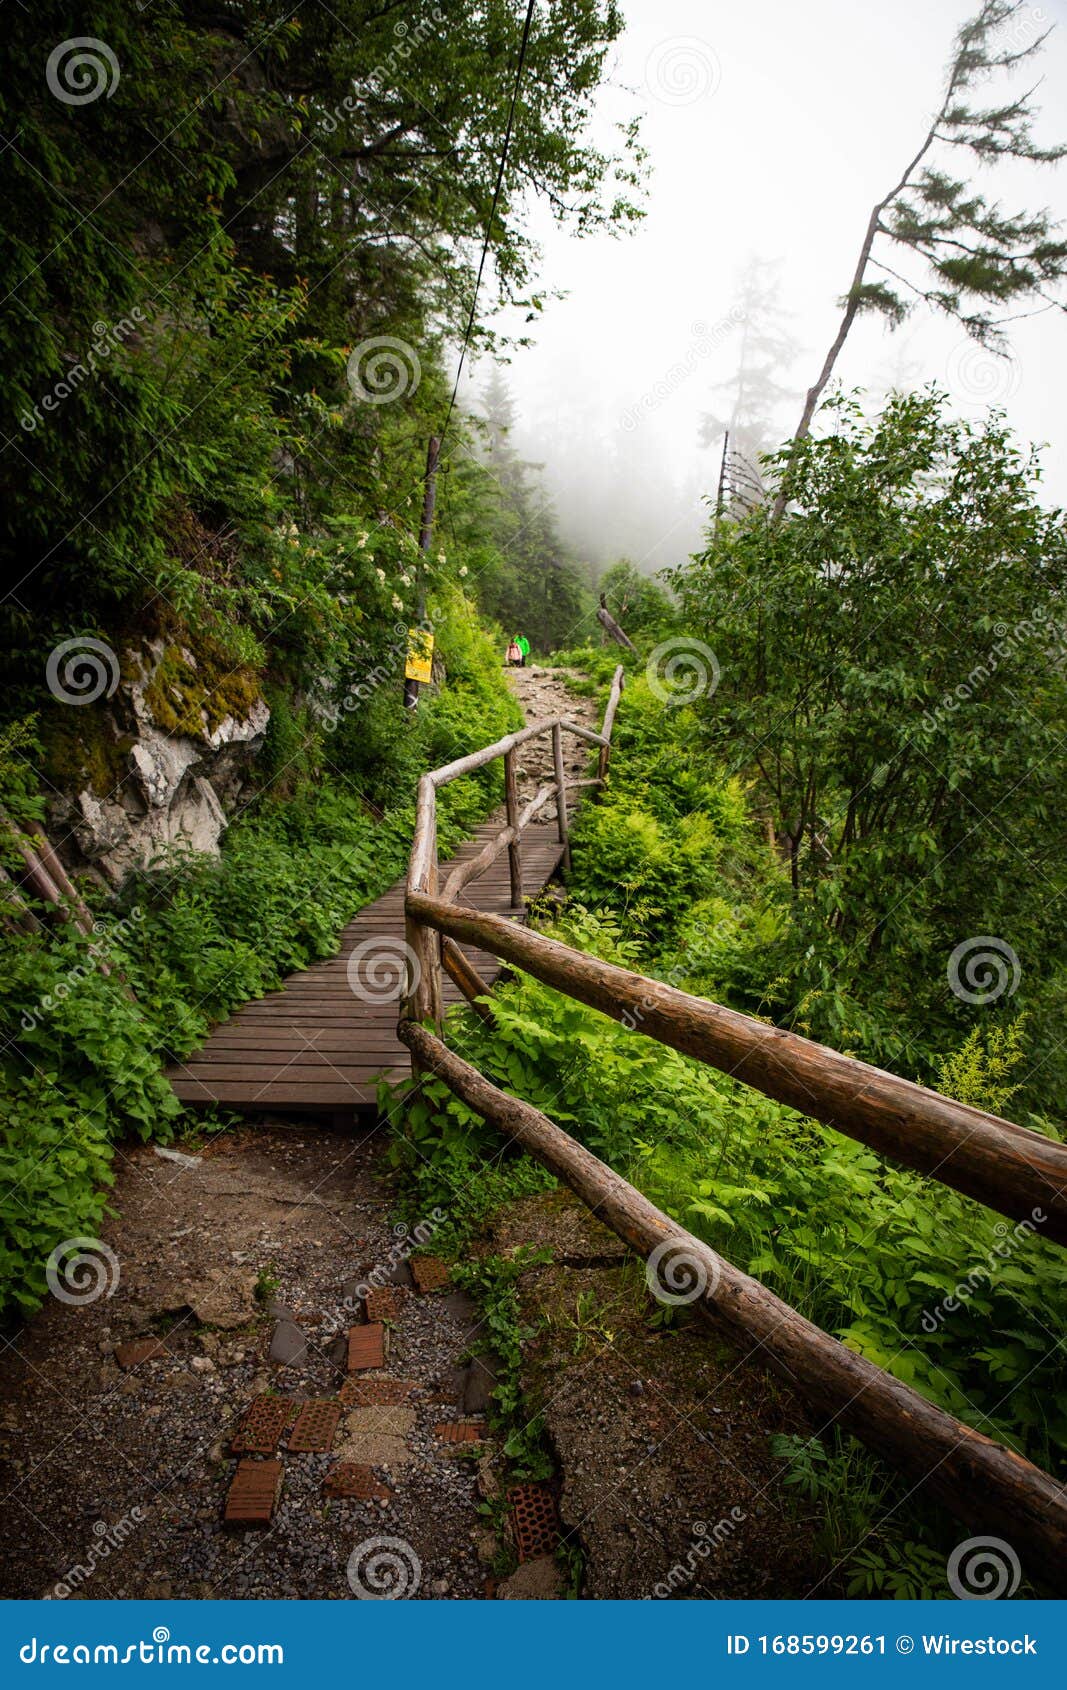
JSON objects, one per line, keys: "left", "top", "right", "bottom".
{"left": 166, "top": 821, "right": 566, "bottom": 1113}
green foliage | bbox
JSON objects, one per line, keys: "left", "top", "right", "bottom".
{"left": 451, "top": 1247, "right": 555, "bottom": 1480}
{"left": 673, "top": 391, "right": 1067, "bottom": 1097}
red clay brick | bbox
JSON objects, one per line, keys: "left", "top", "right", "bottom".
{"left": 231, "top": 1395, "right": 295, "bottom": 1455}
{"left": 324, "top": 1462, "right": 392, "bottom": 1502}
{"left": 346, "top": 1324, "right": 385, "bottom": 1371}
{"left": 287, "top": 1399, "right": 342, "bottom": 1453}
{"left": 364, "top": 1287, "right": 401, "bottom": 1323}
{"left": 224, "top": 1459, "right": 282, "bottom": 1527}
{"left": 506, "top": 1482, "right": 560, "bottom": 1562}
{"left": 434, "top": 1420, "right": 485, "bottom": 1445}
{"left": 411, "top": 1256, "right": 450, "bottom": 1293}
{"left": 339, "top": 1377, "right": 416, "bottom": 1407}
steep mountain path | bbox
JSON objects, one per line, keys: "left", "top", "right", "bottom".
{"left": 0, "top": 664, "right": 828, "bottom": 1600}
{"left": 0, "top": 665, "right": 596, "bottom": 1602}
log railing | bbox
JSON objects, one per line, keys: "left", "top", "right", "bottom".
{"left": 400, "top": 664, "right": 1067, "bottom": 1582}
{"left": 404, "top": 664, "right": 624, "bottom": 1027}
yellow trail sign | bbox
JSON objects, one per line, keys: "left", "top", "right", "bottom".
{"left": 405, "top": 627, "right": 434, "bottom": 685}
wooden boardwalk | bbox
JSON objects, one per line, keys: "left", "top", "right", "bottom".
{"left": 166, "top": 822, "right": 565, "bottom": 1113}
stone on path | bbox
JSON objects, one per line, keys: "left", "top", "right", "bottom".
{"left": 114, "top": 1338, "right": 168, "bottom": 1370}
{"left": 269, "top": 1318, "right": 309, "bottom": 1367}
{"left": 334, "top": 1404, "right": 415, "bottom": 1469}
{"left": 495, "top": 1555, "right": 564, "bottom": 1600}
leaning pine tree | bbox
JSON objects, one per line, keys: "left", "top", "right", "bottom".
{"left": 775, "top": 0, "right": 1067, "bottom": 514}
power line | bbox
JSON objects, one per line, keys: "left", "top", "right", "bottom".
{"left": 440, "top": 0, "right": 538, "bottom": 444}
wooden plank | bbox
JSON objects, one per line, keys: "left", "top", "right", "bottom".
{"left": 166, "top": 811, "right": 563, "bottom": 1110}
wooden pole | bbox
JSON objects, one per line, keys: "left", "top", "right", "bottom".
{"left": 404, "top": 435, "right": 440, "bottom": 712}
{"left": 398, "top": 1018, "right": 1067, "bottom": 1588}
{"left": 441, "top": 937, "right": 495, "bottom": 1024}
{"left": 597, "top": 665, "right": 625, "bottom": 783}
{"left": 503, "top": 747, "right": 523, "bottom": 910}
{"left": 404, "top": 891, "right": 1067, "bottom": 1245}
{"left": 404, "top": 776, "right": 442, "bottom": 1028}
{"left": 552, "top": 722, "right": 570, "bottom": 872}
{"left": 595, "top": 596, "right": 637, "bottom": 652}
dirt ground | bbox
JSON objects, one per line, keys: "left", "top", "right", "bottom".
{"left": 0, "top": 1124, "right": 498, "bottom": 1601}
{"left": 488, "top": 1190, "right": 834, "bottom": 1600}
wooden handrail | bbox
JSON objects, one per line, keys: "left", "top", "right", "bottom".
{"left": 404, "top": 666, "right": 626, "bottom": 1028}
{"left": 405, "top": 890, "right": 1067, "bottom": 1245}
{"left": 398, "top": 1018, "right": 1067, "bottom": 1590}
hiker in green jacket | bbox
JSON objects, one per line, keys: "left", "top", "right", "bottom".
{"left": 515, "top": 632, "right": 530, "bottom": 667}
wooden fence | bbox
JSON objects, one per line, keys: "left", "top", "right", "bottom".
{"left": 401, "top": 664, "right": 1067, "bottom": 1588}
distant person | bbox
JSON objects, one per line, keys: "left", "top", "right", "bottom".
{"left": 515, "top": 632, "right": 530, "bottom": 667}
{"left": 506, "top": 636, "right": 521, "bottom": 667}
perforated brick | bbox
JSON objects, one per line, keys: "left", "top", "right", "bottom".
{"left": 346, "top": 1324, "right": 385, "bottom": 1371}
{"left": 434, "top": 1420, "right": 485, "bottom": 1445}
{"left": 287, "top": 1399, "right": 342, "bottom": 1452}
{"left": 364, "top": 1287, "right": 401, "bottom": 1323}
{"left": 324, "top": 1462, "right": 392, "bottom": 1502}
{"left": 506, "top": 1482, "right": 560, "bottom": 1562}
{"left": 339, "top": 1377, "right": 416, "bottom": 1407}
{"left": 231, "top": 1395, "right": 295, "bottom": 1455}
{"left": 411, "top": 1256, "right": 450, "bottom": 1293}
{"left": 224, "top": 1459, "right": 282, "bottom": 1527}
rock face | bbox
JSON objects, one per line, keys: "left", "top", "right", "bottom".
{"left": 50, "top": 636, "right": 269, "bottom": 886}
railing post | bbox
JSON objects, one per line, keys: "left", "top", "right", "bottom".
{"left": 597, "top": 665, "right": 625, "bottom": 783}
{"left": 552, "top": 721, "right": 571, "bottom": 873}
{"left": 503, "top": 748, "right": 523, "bottom": 910}
{"left": 406, "top": 776, "right": 443, "bottom": 1033}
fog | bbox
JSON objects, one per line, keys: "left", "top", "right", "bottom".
{"left": 461, "top": 0, "right": 1067, "bottom": 578}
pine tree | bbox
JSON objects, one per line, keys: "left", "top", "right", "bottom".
{"left": 778, "top": 0, "right": 1067, "bottom": 512}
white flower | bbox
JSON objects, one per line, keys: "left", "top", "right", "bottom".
{"left": 399, "top": 573, "right": 411, "bottom": 586}
{"left": 391, "top": 593, "right": 404, "bottom": 612}
{"left": 458, "top": 565, "right": 468, "bottom": 577}
{"left": 376, "top": 567, "right": 387, "bottom": 584}
{"left": 437, "top": 551, "right": 446, "bottom": 564}
{"left": 357, "top": 531, "right": 369, "bottom": 548}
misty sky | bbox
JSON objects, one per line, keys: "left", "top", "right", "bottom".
{"left": 461, "top": 0, "right": 1067, "bottom": 576}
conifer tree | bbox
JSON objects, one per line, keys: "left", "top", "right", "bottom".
{"left": 778, "top": 0, "right": 1067, "bottom": 511}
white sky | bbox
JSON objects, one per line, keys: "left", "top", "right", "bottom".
{"left": 463, "top": 0, "right": 1067, "bottom": 574}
